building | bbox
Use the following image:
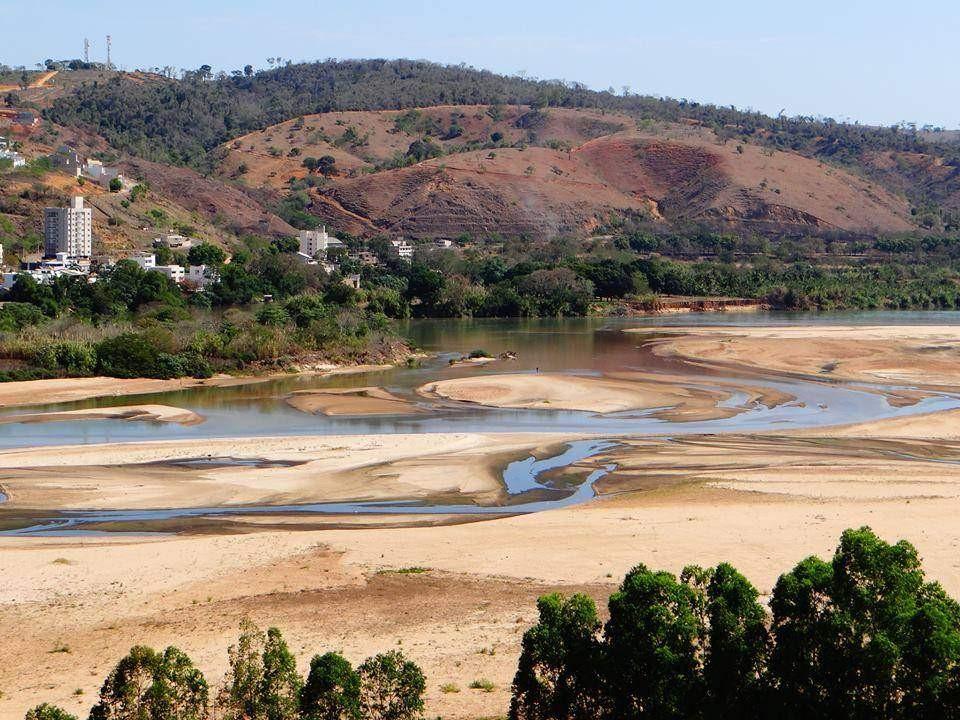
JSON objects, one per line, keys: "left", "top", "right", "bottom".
{"left": 155, "top": 264, "right": 185, "bottom": 283}
{"left": 153, "top": 234, "right": 195, "bottom": 249}
{"left": 298, "top": 227, "right": 344, "bottom": 259}
{"left": 186, "top": 264, "right": 219, "bottom": 288}
{"left": 434, "top": 238, "right": 455, "bottom": 249}
{"left": 83, "top": 159, "right": 124, "bottom": 188}
{"left": 43, "top": 196, "right": 92, "bottom": 258}
{"left": 390, "top": 238, "right": 414, "bottom": 259}
{"left": 351, "top": 250, "right": 381, "bottom": 267}
{"left": 343, "top": 274, "right": 361, "bottom": 290}
{"left": 50, "top": 146, "right": 83, "bottom": 177}
{"left": 128, "top": 252, "right": 156, "bottom": 270}
{"left": 0, "top": 149, "right": 25, "bottom": 168}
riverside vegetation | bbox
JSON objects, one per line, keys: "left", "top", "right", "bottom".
{"left": 7, "top": 227, "right": 960, "bottom": 382}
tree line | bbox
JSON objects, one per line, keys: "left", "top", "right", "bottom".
{"left": 23, "top": 620, "right": 424, "bottom": 720}
{"left": 510, "top": 527, "right": 960, "bottom": 720}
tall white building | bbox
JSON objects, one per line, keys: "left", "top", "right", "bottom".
{"left": 298, "top": 227, "right": 344, "bottom": 258}
{"left": 43, "top": 196, "right": 92, "bottom": 258}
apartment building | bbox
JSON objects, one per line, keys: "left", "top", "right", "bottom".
{"left": 43, "top": 196, "right": 92, "bottom": 258}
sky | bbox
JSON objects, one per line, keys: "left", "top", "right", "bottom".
{"left": 3, "top": 0, "right": 958, "bottom": 128}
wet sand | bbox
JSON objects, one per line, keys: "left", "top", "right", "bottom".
{"left": 286, "top": 387, "right": 426, "bottom": 416}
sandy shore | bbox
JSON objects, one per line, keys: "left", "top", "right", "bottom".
{"left": 286, "top": 387, "right": 425, "bottom": 416}
{"left": 634, "top": 324, "right": 960, "bottom": 386}
{"left": 0, "top": 404, "right": 203, "bottom": 426}
{"left": 0, "top": 432, "right": 583, "bottom": 512}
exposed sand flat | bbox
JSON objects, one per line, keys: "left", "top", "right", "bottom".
{"left": 0, "top": 376, "right": 216, "bottom": 408}
{"left": 0, "top": 432, "right": 580, "bottom": 511}
{"left": 0, "top": 404, "right": 203, "bottom": 426}
{"left": 6, "top": 428, "right": 960, "bottom": 718}
{"left": 419, "top": 371, "right": 742, "bottom": 419}
{"left": 286, "top": 387, "right": 425, "bottom": 416}
{"left": 634, "top": 324, "right": 960, "bottom": 386}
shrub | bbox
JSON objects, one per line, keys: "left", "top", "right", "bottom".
{"left": 358, "top": 651, "right": 425, "bottom": 720}
{"left": 24, "top": 705, "right": 77, "bottom": 720}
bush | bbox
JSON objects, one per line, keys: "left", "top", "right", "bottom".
{"left": 0, "top": 302, "right": 44, "bottom": 332}
{"left": 25, "top": 705, "right": 77, "bottom": 720}
{"left": 95, "top": 333, "right": 162, "bottom": 378}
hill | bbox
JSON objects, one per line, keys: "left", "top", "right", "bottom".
{"left": 216, "top": 106, "right": 912, "bottom": 238}
{"left": 0, "top": 57, "right": 954, "bottom": 245}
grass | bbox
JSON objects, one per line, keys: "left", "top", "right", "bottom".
{"left": 469, "top": 679, "right": 496, "bottom": 692}
{"left": 377, "top": 567, "right": 430, "bottom": 575}
{"left": 52, "top": 557, "right": 72, "bottom": 565}
{"left": 50, "top": 642, "right": 71, "bottom": 654}
{"left": 440, "top": 683, "right": 460, "bottom": 694}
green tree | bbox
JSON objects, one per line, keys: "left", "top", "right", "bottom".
{"left": 509, "top": 593, "right": 604, "bottom": 720}
{"left": 187, "top": 242, "right": 226, "bottom": 266}
{"left": 357, "top": 651, "right": 425, "bottom": 720}
{"left": 24, "top": 704, "right": 77, "bottom": 720}
{"left": 89, "top": 646, "right": 208, "bottom": 720}
{"left": 604, "top": 565, "right": 704, "bottom": 720}
{"left": 109, "top": 177, "right": 123, "bottom": 192}
{"left": 301, "top": 653, "right": 361, "bottom": 720}
{"left": 260, "top": 628, "right": 302, "bottom": 720}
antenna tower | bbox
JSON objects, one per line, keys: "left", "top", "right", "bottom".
{"left": 84, "top": 38, "right": 90, "bottom": 63}
{"left": 106, "top": 35, "right": 112, "bottom": 69}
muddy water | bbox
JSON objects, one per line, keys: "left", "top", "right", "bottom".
{"left": 0, "top": 315, "right": 956, "bottom": 447}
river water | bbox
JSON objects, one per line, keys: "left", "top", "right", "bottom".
{"left": 2, "top": 313, "right": 959, "bottom": 533}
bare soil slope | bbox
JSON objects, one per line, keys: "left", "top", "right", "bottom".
{"left": 217, "top": 106, "right": 913, "bottom": 238}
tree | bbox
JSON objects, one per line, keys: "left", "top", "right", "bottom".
{"left": 317, "top": 156, "right": 337, "bottom": 177}
{"left": 301, "top": 653, "right": 361, "bottom": 720}
{"left": 260, "top": 628, "right": 302, "bottom": 720}
{"left": 219, "top": 620, "right": 266, "bottom": 720}
{"left": 218, "top": 621, "right": 302, "bottom": 720}
{"left": 109, "top": 177, "right": 123, "bottom": 192}
{"left": 357, "top": 651, "right": 425, "bottom": 720}
{"left": 604, "top": 565, "right": 704, "bottom": 720}
{"left": 769, "top": 527, "right": 960, "bottom": 720}
{"left": 89, "top": 646, "right": 208, "bottom": 720}
{"left": 24, "top": 705, "right": 77, "bottom": 720}
{"left": 187, "top": 242, "right": 226, "bottom": 266}
{"left": 509, "top": 593, "right": 604, "bottom": 720}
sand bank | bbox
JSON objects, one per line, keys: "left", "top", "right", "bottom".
{"left": 418, "top": 371, "right": 789, "bottom": 421}
{"left": 0, "top": 404, "right": 203, "bottom": 426}
{"left": 633, "top": 324, "right": 960, "bottom": 386}
{"left": 0, "top": 432, "right": 582, "bottom": 512}
{"left": 286, "top": 387, "right": 425, "bottom": 416}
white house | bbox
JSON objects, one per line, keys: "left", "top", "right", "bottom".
{"left": 0, "top": 149, "right": 25, "bottom": 168}
{"left": 298, "top": 227, "right": 344, "bottom": 259}
{"left": 155, "top": 264, "right": 185, "bottom": 283}
{"left": 434, "top": 238, "right": 454, "bottom": 249}
{"left": 390, "top": 238, "right": 414, "bottom": 259}
{"left": 128, "top": 252, "right": 156, "bottom": 270}
{"left": 186, "top": 264, "right": 219, "bottom": 288}
{"left": 83, "top": 159, "right": 125, "bottom": 188}
{"left": 154, "top": 234, "right": 195, "bottom": 249}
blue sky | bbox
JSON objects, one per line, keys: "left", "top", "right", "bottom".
{"left": 3, "top": 0, "right": 957, "bottom": 128}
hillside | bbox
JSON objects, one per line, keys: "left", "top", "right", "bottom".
{"left": 217, "top": 106, "right": 912, "bottom": 238}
